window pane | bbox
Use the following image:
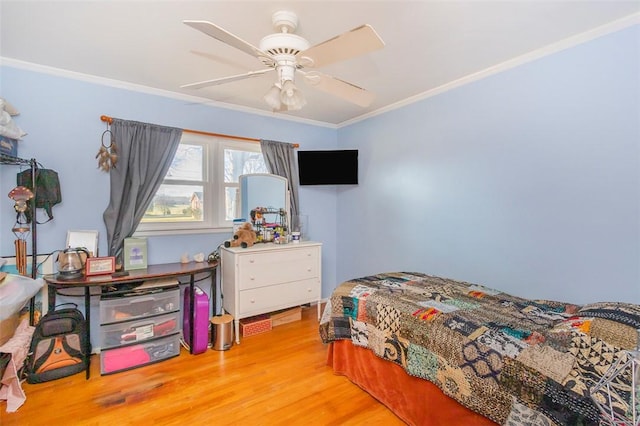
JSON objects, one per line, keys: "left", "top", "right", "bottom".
{"left": 225, "top": 186, "right": 240, "bottom": 221}
{"left": 143, "top": 184, "right": 204, "bottom": 222}
{"left": 224, "top": 149, "right": 267, "bottom": 183}
{"left": 166, "top": 144, "right": 203, "bottom": 181}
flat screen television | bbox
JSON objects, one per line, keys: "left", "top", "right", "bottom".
{"left": 297, "top": 150, "right": 358, "bottom": 185}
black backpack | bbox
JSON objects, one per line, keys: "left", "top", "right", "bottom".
{"left": 16, "top": 167, "right": 62, "bottom": 223}
{"left": 26, "top": 304, "right": 89, "bottom": 383}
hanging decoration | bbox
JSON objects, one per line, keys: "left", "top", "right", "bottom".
{"left": 96, "top": 125, "right": 118, "bottom": 172}
{"left": 8, "top": 185, "right": 33, "bottom": 275}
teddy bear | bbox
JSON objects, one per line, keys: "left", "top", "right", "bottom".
{"left": 224, "top": 222, "right": 257, "bottom": 248}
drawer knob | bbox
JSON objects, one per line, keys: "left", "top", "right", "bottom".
{"left": 250, "top": 299, "right": 255, "bottom": 304}
{"left": 250, "top": 276, "right": 255, "bottom": 280}
{"left": 249, "top": 259, "right": 255, "bottom": 263}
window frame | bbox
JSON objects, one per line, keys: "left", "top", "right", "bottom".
{"left": 134, "top": 133, "right": 264, "bottom": 237}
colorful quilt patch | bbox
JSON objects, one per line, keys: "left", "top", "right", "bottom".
{"left": 412, "top": 307, "right": 441, "bottom": 321}
{"left": 516, "top": 344, "right": 575, "bottom": 384}
{"left": 341, "top": 296, "right": 358, "bottom": 320}
{"left": 474, "top": 328, "right": 528, "bottom": 358}
{"left": 539, "top": 378, "right": 600, "bottom": 426}
{"left": 368, "top": 326, "right": 387, "bottom": 358}
{"left": 382, "top": 334, "right": 408, "bottom": 367}
{"left": 376, "top": 303, "right": 401, "bottom": 335}
{"left": 444, "top": 316, "right": 483, "bottom": 337}
{"left": 406, "top": 343, "right": 439, "bottom": 381}
{"left": 460, "top": 340, "right": 503, "bottom": 384}
{"left": 564, "top": 333, "right": 630, "bottom": 400}
{"left": 435, "top": 361, "right": 472, "bottom": 400}
{"left": 350, "top": 319, "right": 368, "bottom": 347}
{"left": 417, "top": 299, "right": 459, "bottom": 313}
{"left": 505, "top": 399, "right": 554, "bottom": 426}
{"left": 468, "top": 284, "right": 502, "bottom": 296}
{"left": 349, "top": 284, "right": 375, "bottom": 298}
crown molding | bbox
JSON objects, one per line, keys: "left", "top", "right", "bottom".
{"left": 0, "top": 57, "right": 336, "bottom": 129}
{"left": 338, "top": 13, "right": 640, "bottom": 128}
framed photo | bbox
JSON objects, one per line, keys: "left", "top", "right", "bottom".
{"left": 123, "top": 237, "right": 148, "bottom": 270}
{"left": 67, "top": 230, "right": 99, "bottom": 257}
{"left": 85, "top": 256, "right": 115, "bottom": 276}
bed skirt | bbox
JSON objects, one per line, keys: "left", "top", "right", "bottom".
{"left": 328, "top": 340, "right": 498, "bottom": 426}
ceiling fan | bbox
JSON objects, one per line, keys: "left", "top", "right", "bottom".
{"left": 181, "top": 10, "right": 385, "bottom": 112}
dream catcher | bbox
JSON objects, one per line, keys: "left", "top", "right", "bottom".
{"left": 8, "top": 185, "right": 33, "bottom": 275}
{"left": 96, "top": 125, "right": 118, "bottom": 172}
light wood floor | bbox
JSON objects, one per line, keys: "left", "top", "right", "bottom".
{"left": 1, "top": 305, "right": 405, "bottom": 425}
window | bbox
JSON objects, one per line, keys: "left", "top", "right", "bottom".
{"left": 135, "top": 133, "right": 267, "bottom": 236}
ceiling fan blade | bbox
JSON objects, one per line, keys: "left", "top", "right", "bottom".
{"left": 181, "top": 68, "right": 274, "bottom": 90}
{"left": 184, "top": 20, "right": 272, "bottom": 61}
{"left": 302, "top": 71, "right": 375, "bottom": 107}
{"left": 298, "top": 25, "right": 384, "bottom": 69}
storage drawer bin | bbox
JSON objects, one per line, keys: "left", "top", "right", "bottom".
{"left": 100, "top": 333, "right": 180, "bottom": 375}
{"left": 100, "top": 288, "right": 179, "bottom": 324}
{"left": 100, "top": 311, "right": 180, "bottom": 350}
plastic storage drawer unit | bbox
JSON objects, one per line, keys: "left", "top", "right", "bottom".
{"left": 100, "top": 311, "right": 180, "bottom": 350}
{"left": 100, "top": 288, "right": 179, "bottom": 324}
{"left": 100, "top": 333, "right": 180, "bottom": 375}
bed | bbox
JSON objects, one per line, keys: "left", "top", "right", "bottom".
{"left": 319, "top": 272, "right": 640, "bottom": 426}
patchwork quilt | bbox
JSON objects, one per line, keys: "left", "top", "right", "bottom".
{"left": 319, "top": 272, "right": 640, "bottom": 426}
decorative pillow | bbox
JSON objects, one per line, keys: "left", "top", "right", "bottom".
{"left": 577, "top": 302, "right": 640, "bottom": 329}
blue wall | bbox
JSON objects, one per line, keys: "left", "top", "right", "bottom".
{"left": 2, "top": 23, "right": 638, "bottom": 309}
{"left": 0, "top": 66, "right": 338, "bottom": 296}
{"left": 337, "top": 24, "right": 640, "bottom": 304}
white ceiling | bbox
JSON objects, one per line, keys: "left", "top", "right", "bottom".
{"left": 1, "top": 1, "right": 639, "bottom": 126}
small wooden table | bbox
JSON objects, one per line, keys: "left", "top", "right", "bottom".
{"left": 43, "top": 261, "right": 218, "bottom": 379}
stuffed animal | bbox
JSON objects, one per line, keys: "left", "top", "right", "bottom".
{"left": 224, "top": 222, "right": 257, "bottom": 248}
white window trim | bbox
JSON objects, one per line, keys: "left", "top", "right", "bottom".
{"left": 134, "top": 133, "right": 263, "bottom": 237}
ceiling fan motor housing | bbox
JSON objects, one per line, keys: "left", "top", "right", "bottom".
{"left": 259, "top": 33, "right": 309, "bottom": 58}
{"left": 259, "top": 10, "right": 310, "bottom": 79}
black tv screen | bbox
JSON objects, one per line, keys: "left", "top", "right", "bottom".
{"left": 297, "top": 150, "right": 358, "bottom": 185}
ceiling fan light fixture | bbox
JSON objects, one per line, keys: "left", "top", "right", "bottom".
{"left": 280, "top": 80, "right": 306, "bottom": 110}
{"left": 264, "top": 84, "right": 282, "bottom": 110}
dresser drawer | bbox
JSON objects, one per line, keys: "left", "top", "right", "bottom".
{"left": 100, "top": 311, "right": 180, "bottom": 350}
{"left": 100, "top": 288, "right": 180, "bottom": 325}
{"left": 238, "top": 278, "right": 320, "bottom": 316}
{"left": 238, "top": 246, "right": 319, "bottom": 290}
{"left": 100, "top": 333, "right": 180, "bottom": 375}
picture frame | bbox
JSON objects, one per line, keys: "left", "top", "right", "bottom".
{"left": 85, "top": 256, "right": 116, "bottom": 276}
{"left": 123, "top": 237, "right": 148, "bottom": 270}
{"left": 66, "top": 230, "right": 99, "bottom": 257}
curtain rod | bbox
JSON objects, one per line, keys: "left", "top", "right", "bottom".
{"left": 100, "top": 115, "right": 299, "bottom": 148}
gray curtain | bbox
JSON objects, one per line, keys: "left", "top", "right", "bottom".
{"left": 103, "top": 119, "right": 182, "bottom": 262}
{"left": 259, "top": 139, "right": 300, "bottom": 231}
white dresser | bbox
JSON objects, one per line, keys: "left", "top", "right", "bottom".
{"left": 221, "top": 241, "right": 322, "bottom": 343}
